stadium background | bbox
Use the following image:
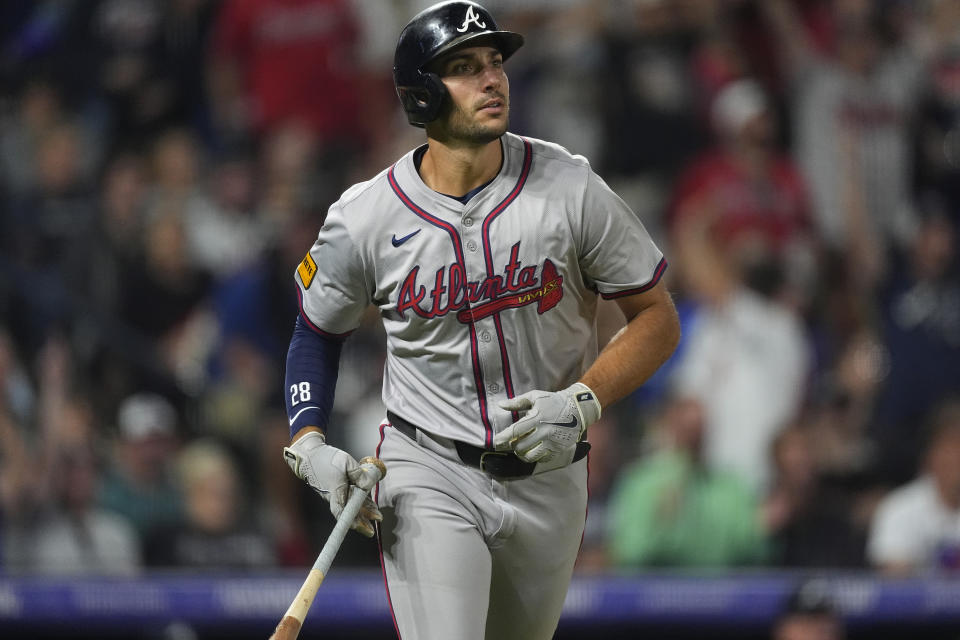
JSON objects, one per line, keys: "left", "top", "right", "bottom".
{"left": 1, "top": 0, "right": 959, "bottom": 638}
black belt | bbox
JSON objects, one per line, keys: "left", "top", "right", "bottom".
{"left": 387, "top": 411, "right": 590, "bottom": 479}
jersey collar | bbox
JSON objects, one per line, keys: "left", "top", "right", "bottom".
{"left": 393, "top": 133, "right": 525, "bottom": 216}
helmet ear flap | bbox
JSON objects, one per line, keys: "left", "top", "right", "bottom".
{"left": 420, "top": 72, "right": 448, "bottom": 123}
{"left": 398, "top": 71, "right": 448, "bottom": 128}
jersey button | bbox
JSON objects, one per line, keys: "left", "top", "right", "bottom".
{"left": 463, "top": 217, "right": 474, "bottom": 227}
{"left": 488, "top": 383, "right": 500, "bottom": 393}
{"left": 480, "top": 330, "right": 492, "bottom": 342}
{"left": 466, "top": 240, "right": 478, "bottom": 252}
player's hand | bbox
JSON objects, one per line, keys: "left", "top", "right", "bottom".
{"left": 283, "top": 431, "right": 382, "bottom": 537}
{"left": 494, "top": 382, "right": 601, "bottom": 471}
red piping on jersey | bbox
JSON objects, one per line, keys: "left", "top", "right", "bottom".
{"left": 480, "top": 138, "right": 533, "bottom": 432}
{"left": 491, "top": 313, "right": 516, "bottom": 425}
{"left": 387, "top": 166, "right": 494, "bottom": 445}
{"left": 480, "top": 139, "right": 533, "bottom": 258}
{"left": 599, "top": 257, "right": 668, "bottom": 299}
{"left": 374, "top": 421, "right": 403, "bottom": 639}
{"left": 295, "top": 286, "right": 355, "bottom": 339}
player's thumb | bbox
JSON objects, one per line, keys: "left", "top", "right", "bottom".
{"left": 498, "top": 393, "right": 534, "bottom": 412}
{"left": 347, "top": 463, "right": 380, "bottom": 492}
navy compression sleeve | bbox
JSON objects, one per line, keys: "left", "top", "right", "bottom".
{"left": 284, "top": 315, "right": 344, "bottom": 439}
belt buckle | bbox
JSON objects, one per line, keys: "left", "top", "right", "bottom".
{"left": 479, "top": 450, "right": 509, "bottom": 473}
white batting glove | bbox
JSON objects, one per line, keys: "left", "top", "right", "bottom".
{"left": 283, "top": 432, "right": 382, "bottom": 537}
{"left": 494, "top": 382, "right": 601, "bottom": 472}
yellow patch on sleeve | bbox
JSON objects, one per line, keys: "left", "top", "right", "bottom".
{"left": 297, "top": 252, "right": 318, "bottom": 289}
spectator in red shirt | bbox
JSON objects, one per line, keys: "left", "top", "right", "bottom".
{"left": 668, "top": 78, "right": 817, "bottom": 310}
{"left": 208, "top": 0, "right": 363, "bottom": 148}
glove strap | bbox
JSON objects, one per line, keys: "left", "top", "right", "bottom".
{"left": 292, "top": 430, "right": 327, "bottom": 450}
{"left": 569, "top": 382, "right": 602, "bottom": 428}
{"left": 283, "top": 431, "right": 326, "bottom": 478}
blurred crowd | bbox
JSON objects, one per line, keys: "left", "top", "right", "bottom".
{"left": 0, "top": 0, "right": 958, "bottom": 586}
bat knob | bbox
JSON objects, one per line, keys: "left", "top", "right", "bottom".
{"left": 359, "top": 456, "right": 387, "bottom": 481}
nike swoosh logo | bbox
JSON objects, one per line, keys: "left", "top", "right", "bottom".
{"left": 546, "top": 416, "right": 578, "bottom": 429}
{"left": 392, "top": 229, "right": 421, "bottom": 247}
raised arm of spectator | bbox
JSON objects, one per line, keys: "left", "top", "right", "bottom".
{"left": 759, "top": 0, "right": 820, "bottom": 81}
{"left": 838, "top": 124, "right": 884, "bottom": 291}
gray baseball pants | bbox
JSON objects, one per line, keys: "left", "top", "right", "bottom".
{"left": 374, "top": 421, "right": 588, "bottom": 640}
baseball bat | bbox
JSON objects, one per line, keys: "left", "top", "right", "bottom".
{"left": 269, "top": 456, "right": 387, "bottom": 640}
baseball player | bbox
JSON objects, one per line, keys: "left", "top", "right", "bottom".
{"left": 281, "top": 2, "right": 680, "bottom": 638}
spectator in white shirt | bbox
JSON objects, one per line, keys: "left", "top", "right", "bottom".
{"left": 670, "top": 191, "right": 810, "bottom": 494}
{"left": 868, "top": 400, "right": 960, "bottom": 574}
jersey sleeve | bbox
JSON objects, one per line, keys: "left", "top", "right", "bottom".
{"left": 577, "top": 169, "right": 666, "bottom": 298}
{"left": 295, "top": 203, "right": 371, "bottom": 336}
{"left": 285, "top": 316, "right": 343, "bottom": 438}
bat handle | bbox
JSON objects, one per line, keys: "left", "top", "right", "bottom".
{"left": 269, "top": 457, "right": 386, "bottom": 640}
{"left": 312, "top": 460, "right": 385, "bottom": 576}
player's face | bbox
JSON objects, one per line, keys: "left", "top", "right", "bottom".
{"left": 430, "top": 46, "right": 510, "bottom": 145}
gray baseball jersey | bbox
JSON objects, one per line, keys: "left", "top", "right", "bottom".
{"left": 296, "top": 132, "right": 665, "bottom": 447}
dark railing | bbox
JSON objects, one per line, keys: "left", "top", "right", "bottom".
{"left": 1, "top": 570, "right": 959, "bottom": 639}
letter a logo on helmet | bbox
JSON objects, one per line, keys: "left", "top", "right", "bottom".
{"left": 457, "top": 5, "right": 486, "bottom": 32}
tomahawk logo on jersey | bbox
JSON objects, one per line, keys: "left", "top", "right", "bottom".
{"left": 396, "top": 241, "right": 564, "bottom": 321}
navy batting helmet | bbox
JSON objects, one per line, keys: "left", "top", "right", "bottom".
{"left": 393, "top": 1, "right": 524, "bottom": 127}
